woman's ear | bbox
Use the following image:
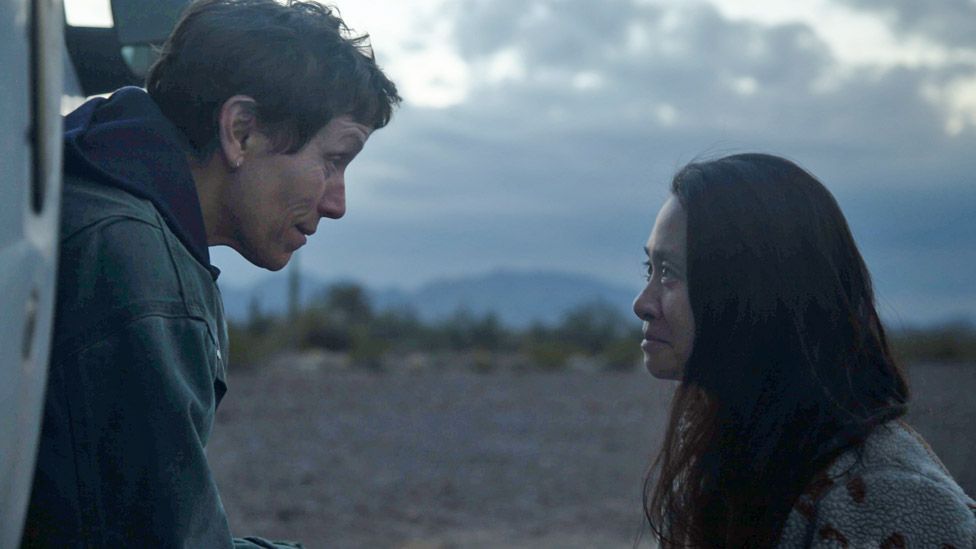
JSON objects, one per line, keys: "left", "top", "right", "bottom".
{"left": 217, "top": 95, "right": 258, "bottom": 170}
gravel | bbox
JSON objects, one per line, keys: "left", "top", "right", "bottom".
{"left": 207, "top": 361, "right": 976, "bottom": 548}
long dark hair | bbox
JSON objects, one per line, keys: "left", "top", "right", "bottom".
{"left": 644, "top": 153, "right": 909, "bottom": 547}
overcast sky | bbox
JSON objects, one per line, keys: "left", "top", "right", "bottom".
{"left": 70, "top": 0, "right": 976, "bottom": 326}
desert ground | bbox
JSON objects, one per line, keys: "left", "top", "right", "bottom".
{"left": 208, "top": 361, "right": 976, "bottom": 548}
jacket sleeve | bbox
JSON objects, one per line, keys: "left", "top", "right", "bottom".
{"left": 26, "top": 313, "right": 303, "bottom": 548}
{"left": 807, "top": 467, "right": 976, "bottom": 548}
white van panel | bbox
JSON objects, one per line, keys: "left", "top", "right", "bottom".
{"left": 0, "top": 0, "right": 64, "bottom": 544}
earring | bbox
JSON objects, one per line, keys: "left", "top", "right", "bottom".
{"left": 235, "top": 157, "right": 243, "bottom": 169}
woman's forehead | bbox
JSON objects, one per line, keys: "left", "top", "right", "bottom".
{"left": 647, "top": 196, "right": 687, "bottom": 255}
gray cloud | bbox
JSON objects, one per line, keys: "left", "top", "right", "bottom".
{"left": 444, "top": 1, "right": 973, "bottom": 157}
{"left": 217, "top": 0, "right": 976, "bottom": 325}
{"left": 840, "top": 0, "right": 976, "bottom": 48}
{"left": 453, "top": 0, "right": 655, "bottom": 66}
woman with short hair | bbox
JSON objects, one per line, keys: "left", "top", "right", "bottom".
{"left": 633, "top": 153, "right": 976, "bottom": 547}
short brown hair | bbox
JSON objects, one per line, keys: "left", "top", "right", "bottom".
{"left": 146, "top": 0, "right": 400, "bottom": 159}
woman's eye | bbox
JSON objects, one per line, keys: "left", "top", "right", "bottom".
{"left": 643, "top": 260, "right": 679, "bottom": 282}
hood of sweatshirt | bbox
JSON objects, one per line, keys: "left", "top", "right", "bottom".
{"left": 62, "top": 86, "right": 218, "bottom": 278}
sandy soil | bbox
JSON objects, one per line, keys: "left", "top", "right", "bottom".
{"left": 207, "top": 362, "right": 976, "bottom": 548}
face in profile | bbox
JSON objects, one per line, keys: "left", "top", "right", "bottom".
{"left": 633, "top": 196, "right": 695, "bottom": 380}
{"left": 223, "top": 115, "right": 372, "bottom": 270}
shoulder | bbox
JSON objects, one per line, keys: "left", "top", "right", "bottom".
{"left": 781, "top": 422, "right": 976, "bottom": 547}
{"left": 852, "top": 420, "right": 971, "bottom": 502}
{"left": 54, "top": 178, "right": 220, "bottom": 357}
{"left": 808, "top": 465, "right": 976, "bottom": 547}
{"left": 58, "top": 181, "right": 182, "bottom": 307}
{"left": 60, "top": 174, "right": 163, "bottom": 239}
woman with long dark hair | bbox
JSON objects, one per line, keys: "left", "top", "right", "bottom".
{"left": 633, "top": 153, "right": 975, "bottom": 547}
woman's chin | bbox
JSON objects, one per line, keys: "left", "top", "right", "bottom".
{"left": 644, "top": 355, "right": 683, "bottom": 381}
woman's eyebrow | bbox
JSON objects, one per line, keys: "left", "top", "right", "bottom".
{"left": 323, "top": 133, "right": 366, "bottom": 155}
{"left": 332, "top": 139, "right": 364, "bottom": 155}
{"left": 645, "top": 247, "right": 682, "bottom": 265}
{"left": 343, "top": 131, "right": 369, "bottom": 147}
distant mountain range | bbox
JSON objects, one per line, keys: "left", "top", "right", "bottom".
{"left": 217, "top": 269, "right": 640, "bottom": 328}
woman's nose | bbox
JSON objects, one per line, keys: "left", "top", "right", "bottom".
{"left": 319, "top": 175, "right": 346, "bottom": 219}
{"left": 633, "top": 282, "right": 659, "bottom": 321}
